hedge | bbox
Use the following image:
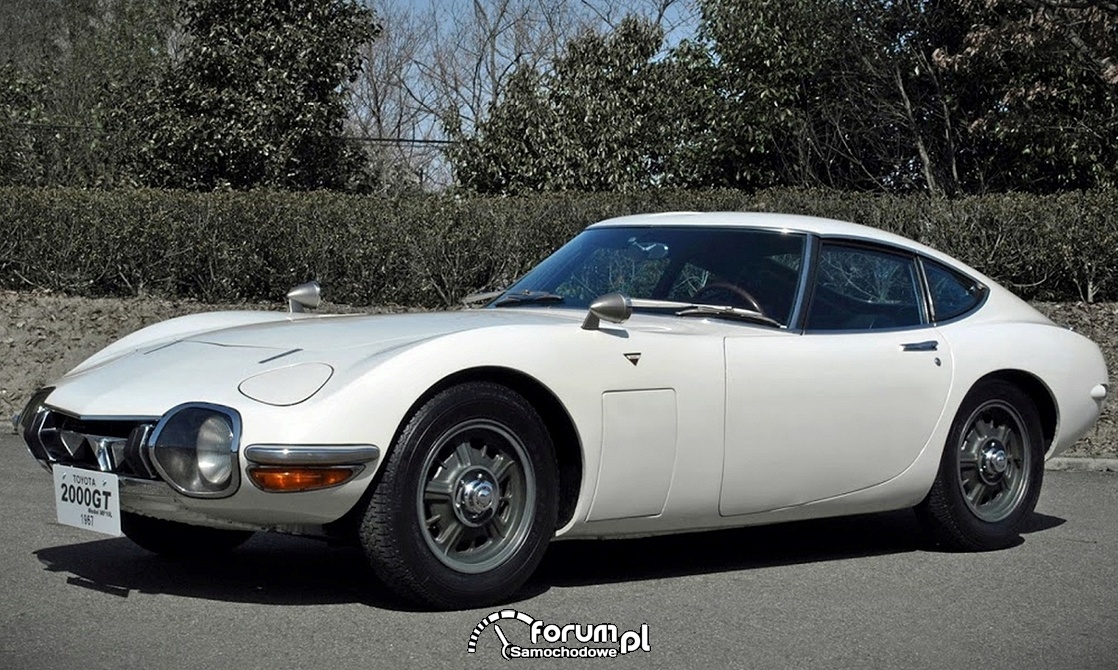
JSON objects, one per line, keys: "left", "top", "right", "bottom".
{"left": 1, "top": 187, "right": 1115, "bottom": 306}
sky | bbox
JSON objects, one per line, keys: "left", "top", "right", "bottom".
{"left": 379, "top": 0, "right": 701, "bottom": 48}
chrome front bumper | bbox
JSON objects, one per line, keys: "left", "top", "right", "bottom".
{"left": 117, "top": 476, "right": 334, "bottom": 535}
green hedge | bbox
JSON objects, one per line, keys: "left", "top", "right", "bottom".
{"left": 1, "top": 187, "right": 1115, "bottom": 306}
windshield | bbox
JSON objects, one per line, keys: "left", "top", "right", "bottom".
{"left": 494, "top": 226, "right": 808, "bottom": 327}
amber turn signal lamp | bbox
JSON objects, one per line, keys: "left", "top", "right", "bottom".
{"left": 248, "top": 466, "right": 358, "bottom": 492}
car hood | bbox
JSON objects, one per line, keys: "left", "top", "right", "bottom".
{"left": 181, "top": 308, "right": 572, "bottom": 352}
{"left": 44, "top": 309, "right": 583, "bottom": 417}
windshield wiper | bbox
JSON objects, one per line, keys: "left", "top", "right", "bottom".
{"left": 492, "top": 290, "right": 566, "bottom": 307}
{"left": 460, "top": 290, "right": 505, "bottom": 308}
{"left": 624, "top": 298, "right": 783, "bottom": 328}
{"left": 674, "top": 304, "right": 783, "bottom": 327}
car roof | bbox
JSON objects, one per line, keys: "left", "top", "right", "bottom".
{"left": 588, "top": 211, "right": 959, "bottom": 266}
{"left": 591, "top": 211, "right": 899, "bottom": 240}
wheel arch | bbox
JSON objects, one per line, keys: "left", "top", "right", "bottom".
{"left": 970, "top": 369, "right": 1058, "bottom": 453}
{"left": 395, "top": 366, "right": 584, "bottom": 530}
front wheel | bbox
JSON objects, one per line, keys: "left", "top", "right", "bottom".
{"left": 360, "top": 382, "right": 558, "bottom": 609}
{"left": 916, "top": 380, "right": 1044, "bottom": 551}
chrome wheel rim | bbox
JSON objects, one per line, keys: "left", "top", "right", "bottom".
{"left": 417, "top": 419, "right": 535, "bottom": 574}
{"left": 956, "top": 400, "right": 1031, "bottom": 523}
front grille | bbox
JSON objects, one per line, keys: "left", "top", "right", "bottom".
{"left": 26, "top": 410, "right": 158, "bottom": 478}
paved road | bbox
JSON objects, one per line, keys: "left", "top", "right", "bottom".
{"left": 1, "top": 433, "right": 1115, "bottom": 670}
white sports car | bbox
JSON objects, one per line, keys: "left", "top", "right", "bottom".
{"left": 16, "top": 212, "right": 1108, "bottom": 608}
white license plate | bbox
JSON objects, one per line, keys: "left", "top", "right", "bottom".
{"left": 53, "top": 465, "right": 122, "bottom": 536}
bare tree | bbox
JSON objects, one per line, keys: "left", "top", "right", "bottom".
{"left": 348, "top": 5, "right": 442, "bottom": 190}
{"left": 349, "top": 0, "right": 698, "bottom": 190}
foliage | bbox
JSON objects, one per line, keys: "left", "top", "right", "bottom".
{"left": 0, "top": 0, "right": 177, "bottom": 187}
{"left": 933, "top": 0, "right": 1118, "bottom": 191}
{"left": 114, "top": 0, "right": 379, "bottom": 191}
{"left": 3, "top": 1, "right": 1112, "bottom": 196}
{"left": 449, "top": 17, "right": 701, "bottom": 193}
{"left": 0, "top": 63, "right": 44, "bottom": 186}
{"left": 687, "top": 0, "right": 1117, "bottom": 193}
{"left": 3, "top": 187, "right": 1116, "bottom": 308}
{"left": 450, "top": 0, "right": 1116, "bottom": 195}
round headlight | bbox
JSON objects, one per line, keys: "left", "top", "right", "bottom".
{"left": 149, "top": 404, "right": 241, "bottom": 498}
{"left": 196, "top": 415, "right": 234, "bottom": 486}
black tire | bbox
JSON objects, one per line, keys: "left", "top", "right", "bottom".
{"left": 121, "top": 512, "right": 254, "bottom": 558}
{"left": 360, "top": 382, "right": 558, "bottom": 609}
{"left": 916, "top": 379, "right": 1044, "bottom": 551}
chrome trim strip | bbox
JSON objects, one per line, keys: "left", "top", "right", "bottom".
{"left": 815, "top": 234, "right": 926, "bottom": 259}
{"left": 915, "top": 256, "right": 935, "bottom": 323}
{"left": 901, "top": 340, "right": 939, "bottom": 352}
{"left": 244, "top": 444, "right": 381, "bottom": 466}
{"left": 117, "top": 476, "right": 263, "bottom": 532}
{"left": 119, "top": 473, "right": 180, "bottom": 500}
{"left": 31, "top": 402, "right": 158, "bottom": 425}
{"left": 72, "top": 414, "right": 161, "bottom": 423}
{"left": 786, "top": 233, "right": 816, "bottom": 331}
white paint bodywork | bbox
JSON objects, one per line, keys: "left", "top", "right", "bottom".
{"left": 27, "top": 213, "right": 1109, "bottom": 540}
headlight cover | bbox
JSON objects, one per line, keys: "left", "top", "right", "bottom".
{"left": 149, "top": 403, "right": 241, "bottom": 498}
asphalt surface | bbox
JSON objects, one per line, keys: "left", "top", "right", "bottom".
{"left": 1, "top": 433, "right": 1115, "bottom": 670}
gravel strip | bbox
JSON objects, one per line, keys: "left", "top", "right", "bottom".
{"left": 1045, "top": 457, "right": 1118, "bottom": 472}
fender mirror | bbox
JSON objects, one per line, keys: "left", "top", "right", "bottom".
{"left": 581, "top": 293, "right": 632, "bottom": 330}
{"left": 286, "top": 281, "right": 322, "bottom": 313}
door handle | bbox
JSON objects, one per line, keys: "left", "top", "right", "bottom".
{"left": 901, "top": 340, "right": 938, "bottom": 352}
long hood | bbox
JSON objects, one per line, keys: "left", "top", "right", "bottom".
{"left": 181, "top": 309, "right": 577, "bottom": 352}
{"left": 44, "top": 309, "right": 583, "bottom": 417}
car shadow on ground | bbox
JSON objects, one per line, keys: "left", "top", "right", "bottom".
{"left": 532, "top": 509, "right": 928, "bottom": 589}
{"left": 520, "top": 509, "right": 1063, "bottom": 596}
{"left": 33, "top": 509, "right": 1065, "bottom": 609}
{"left": 34, "top": 533, "right": 398, "bottom": 607}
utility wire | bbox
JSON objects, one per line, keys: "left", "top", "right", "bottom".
{"left": 6, "top": 121, "right": 458, "bottom": 145}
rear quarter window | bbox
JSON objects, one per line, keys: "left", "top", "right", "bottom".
{"left": 924, "top": 260, "right": 985, "bottom": 321}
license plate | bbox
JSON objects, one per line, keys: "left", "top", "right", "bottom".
{"left": 53, "top": 465, "right": 122, "bottom": 536}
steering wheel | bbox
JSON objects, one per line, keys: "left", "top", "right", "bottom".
{"left": 692, "top": 282, "right": 765, "bottom": 314}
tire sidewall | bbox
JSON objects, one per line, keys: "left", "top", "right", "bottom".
{"left": 372, "top": 383, "right": 558, "bottom": 605}
{"left": 937, "top": 380, "right": 1044, "bottom": 548}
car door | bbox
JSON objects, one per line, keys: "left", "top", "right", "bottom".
{"left": 720, "top": 240, "right": 954, "bottom": 516}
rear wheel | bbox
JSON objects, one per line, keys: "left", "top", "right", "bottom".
{"left": 121, "top": 512, "right": 253, "bottom": 557}
{"left": 360, "top": 382, "right": 558, "bottom": 609}
{"left": 917, "top": 380, "right": 1044, "bottom": 550}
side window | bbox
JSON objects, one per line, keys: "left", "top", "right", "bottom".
{"left": 924, "top": 260, "right": 984, "bottom": 321}
{"left": 806, "top": 244, "right": 924, "bottom": 331}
